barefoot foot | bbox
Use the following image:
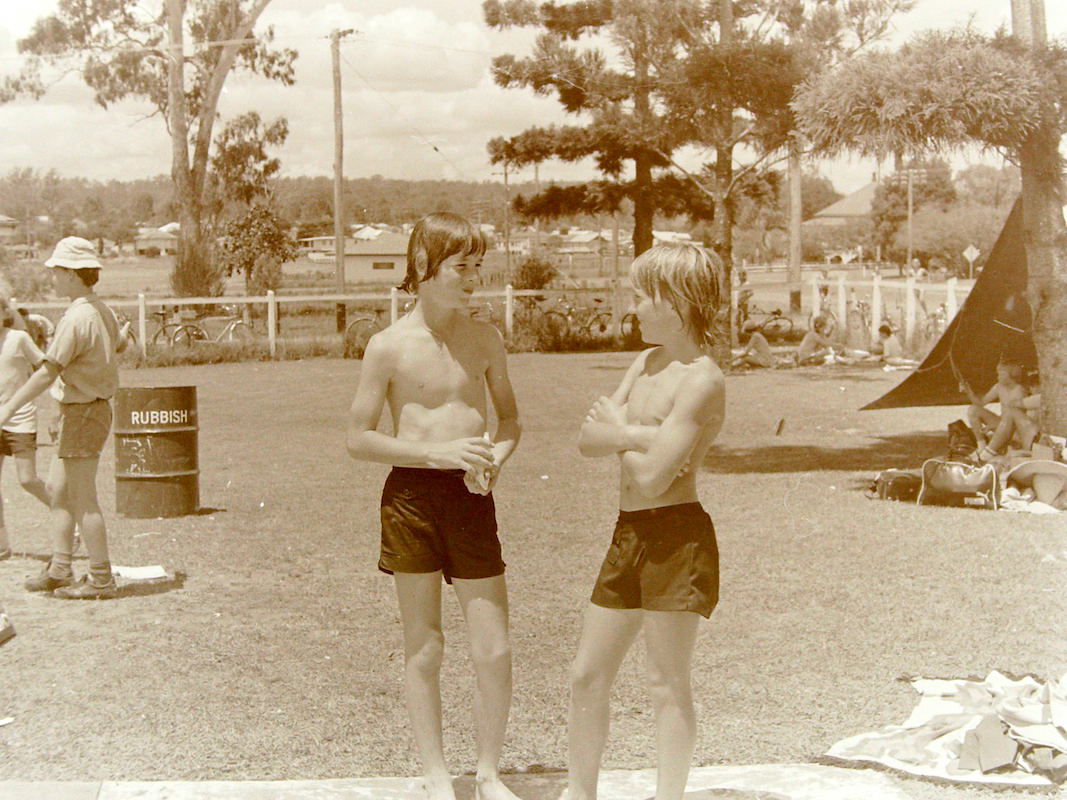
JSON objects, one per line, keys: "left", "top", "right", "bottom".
{"left": 421, "top": 776, "right": 457, "bottom": 800}
{"left": 474, "top": 775, "right": 523, "bottom": 800}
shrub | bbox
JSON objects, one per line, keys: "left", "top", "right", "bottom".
{"left": 0, "top": 260, "right": 52, "bottom": 301}
{"left": 120, "top": 336, "right": 343, "bottom": 368}
{"left": 513, "top": 256, "right": 558, "bottom": 290}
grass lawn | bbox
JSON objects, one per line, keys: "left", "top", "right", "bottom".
{"left": 0, "top": 355, "right": 1064, "bottom": 798}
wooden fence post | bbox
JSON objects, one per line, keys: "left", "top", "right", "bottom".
{"left": 836, "top": 275, "right": 847, "bottom": 330}
{"left": 904, "top": 276, "right": 916, "bottom": 344}
{"left": 137, "top": 293, "right": 148, "bottom": 358}
{"left": 505, "top": 284, "right": 514, "bottom": 337}
{"left": 267, "top": 291, "right": 277, "bottom": 359}
{"left": 871, "top": 274, "right": 883, "bottom": 340}
{"left": 946, "top": 277, "right": 959, "bottom": 320}
{"left": 810, "top": 277, "right": 821, "bottom": 318}
{"left": 389, "top": 287, "right": 399, "bottom": 324}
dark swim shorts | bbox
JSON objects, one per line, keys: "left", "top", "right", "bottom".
{"left": 590, "top": 502, "right": 719, "bottom": 618}
{"left": 379, "top": 467, "right": 505, "bottom": 584}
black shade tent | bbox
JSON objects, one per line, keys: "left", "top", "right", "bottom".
{"left": 862, "top": 198, "right": 1037, "bottom": 410}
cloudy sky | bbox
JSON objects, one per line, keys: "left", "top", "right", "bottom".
{"left": 0, "top": 0, "right": 1064, "bottom": 196}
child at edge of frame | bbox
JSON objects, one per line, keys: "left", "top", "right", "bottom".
{"left": 346, "top": 212, "right": 524, "bottom": 800}
{"left": 0, "top": 236, "right": 130, "bottom": 600}
{"left": 562, "top": 242, "right": 727, "bottom": 800}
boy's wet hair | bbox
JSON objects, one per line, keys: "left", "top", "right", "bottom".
{"left": 630, "top": 243, "right": 724, "bottom": 349}
{"left": 401, "top": 212, "right": 486, "bottom": 295}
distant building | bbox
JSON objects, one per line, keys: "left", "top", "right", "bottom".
{"left": 652, "top": 230, "right": 694, "bottom": 245}
{"left": 559, "top": 230, "right": 610, "bottom": 254}
{"left": 298, "top": 232, "right": 410, "bottom": 284}
{"left": 134, "top": 225, "right": 179, "bottom": 256}
{"left": 803, "top": 182, "right": 877, "bottom": 228}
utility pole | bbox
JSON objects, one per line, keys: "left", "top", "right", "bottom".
{"left": 787, "top": 136, "right": 802, "bottom": 312}
{"left": 331, "top": 28, "right": 354, "bottom": 333}
{"left": 533, "top": 162, "right": 542, "bottom": 253}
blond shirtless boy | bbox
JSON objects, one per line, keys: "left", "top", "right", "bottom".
{"left": 963, "top": 360, "right": 1036, "bottom": 461}
{"left": 346, "top": 213, "right": 522, "bottom": 800}
{"left": 564, "top": 243, "right": 726, "bottom": 800}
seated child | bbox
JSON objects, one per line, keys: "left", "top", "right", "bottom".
{"left": 962, "top": 360, "right": 1036, "bottom": 462}
{"left": 875, "top": 324, "right": 919, "bottom": 367}
{"left": 731, "top": 320, "right": 774, "bottom": 369}
{"left": 796, "top": 315, "right": 836, "bottom": 365}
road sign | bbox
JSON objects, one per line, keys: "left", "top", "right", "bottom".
{"left": 963, "top": 245, "right": 980, "bottom": 279}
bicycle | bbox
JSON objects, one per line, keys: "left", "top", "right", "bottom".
{"left": 543, "top": 295, "right": 612, "bottom": 336}
{"left": 343, "top": 299, "right": 415, "bottom": 359}
{"left": 169, "top": 305, "right": 256, "bottom": 346}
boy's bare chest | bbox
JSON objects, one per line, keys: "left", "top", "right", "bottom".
{"left": 392, "top": 342, "right": 488, "bottom": 401}
{"left": 627, "top": 370, "right": 680, "bottom": 425}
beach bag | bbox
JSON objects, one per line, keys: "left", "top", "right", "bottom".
{"left": 918, "top": 459, "right": 999, "bottom": 510}
{"left": 947, "top": 419, "right": 978, "bottom": 461}
{"left": 867, "top": 469, "right": 922, "bottom": 502}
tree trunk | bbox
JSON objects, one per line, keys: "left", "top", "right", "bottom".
{"left": 1019, "top": 129, "right": 1067, "bottom": 436}
{"left": 632, "top": 37, "right": 654, "bottom": 257}
{"left": 1013, "top": 0, "right": 1067, "bottom": 435}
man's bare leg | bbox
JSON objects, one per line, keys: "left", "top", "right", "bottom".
{"left": 44, "top": 455, "right": 76, "bottom": 576}
{"left": 562, "top": 604, "right": 643, "bottom": 800}
{"left": 968, "top": 406, "right": 1000, "bottom": 451}
{"left": 453, "top": 575, "right": 521, "bottom": 800}
{"left": 643, "top": 611, "right": 700, "bottom": 800}
{"left": 394, "top": 572, "right": 455, "bottom": 800}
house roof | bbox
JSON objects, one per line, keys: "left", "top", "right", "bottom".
{"left": 810, "top": 182, "right": 877, "bottom": 220}
{"left": 347, "top": 231, "right": 409, "bottom": 256}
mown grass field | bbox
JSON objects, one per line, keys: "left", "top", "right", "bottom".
{"left": 0, "top": 355, "right": 1064, "bottom": 799}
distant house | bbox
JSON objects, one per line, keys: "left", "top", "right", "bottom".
{"left": 559, "top": 230, "right": 609, "bottom": 254}
{"left": 0, "top": 214, "right": 16, "bottom": 243}
{"left": 134, "top": 225, "right": 179, "bottom": 256}
{"left": 803, "top": 182, "right": 877, "bottom": 228}
{"left": 298, "top": 232, "right": 409, "bottom": 284}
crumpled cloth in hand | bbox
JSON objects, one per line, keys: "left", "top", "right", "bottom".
{"left": 827, "top": 670, "right": 1067, "bottom": 786}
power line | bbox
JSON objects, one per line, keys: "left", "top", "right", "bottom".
{"left": 339, "top": 52, "right": 471, "bottom": 181}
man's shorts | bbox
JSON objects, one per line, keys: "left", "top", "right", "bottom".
{"left": 0, "top": 430, "right": 37, "bottom": 457}
{"left": 57, "top": 399, "right": 112, "bottom": 459}
{"left": 379, "top": 467, "right": 505, "bottom": 584}
{"left": 590, "top": 502, "right": 719, "bottom": 619}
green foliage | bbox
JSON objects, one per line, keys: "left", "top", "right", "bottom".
{"left": 513, "top": 256, "right": 558, "bottom": 290}
{"left": 2, "top": 0, "right": 298, "bottom": 297}
{"left": 894, "top": 202, "right": 1010, "bottom": 275}
{"left": 0, "top": 254, "right": 52, "bottom": 301}
{"left": 210, "top": 111, "right": 289, "bottom": 210}
{"left": 169, "top": 236, "right": 224, "bottom": 298}
{"left": 870, "top": 158, "right": 956, "bottom": 256}
{"left": 794, "top": 29, "right": 1062, "bottom": 157}
{"left": 219, "top": 204, "right": 297, "bottom": 293}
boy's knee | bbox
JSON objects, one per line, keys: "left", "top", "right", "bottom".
{"left": 472, "top": 641, "right": 511, "bottom": 672}
{"left": 405, "top": 631, "right": 445, "bottom": 673}
{"left": 570, "top": 659, "right": 609, "bottom": 697}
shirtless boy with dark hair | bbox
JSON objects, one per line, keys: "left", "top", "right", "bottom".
{"left": 347, "top": 212, "right": 523, "bottom": 800}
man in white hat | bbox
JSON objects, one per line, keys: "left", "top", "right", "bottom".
{"left": 0, "top": 237, "right": 129, "bottom": 599}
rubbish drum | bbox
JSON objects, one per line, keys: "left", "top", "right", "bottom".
{"left": 113, "top": 386, "right": 199, "bottom": 518}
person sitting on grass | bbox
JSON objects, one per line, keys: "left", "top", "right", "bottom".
{"left": 963, "top": 361, "right": 1036, "bottom": 462}
{"left": 0, "top": 297, "right": 51, "bottom": 561}
{"left": 564, "top": 243, "right": 725, "bottom": 800}
{"left": 796, "top": 315, "right": 837, "bottom": 365}
{"left": 962, "top": 359, "right": 1036, "bottom": 463}
{"left": 731, "top": 319, "right": 774, "bottom": 369}
{"left": 346, "top": 212, "right": 523, "bottom": 800}
{"left": 874, "top": 323, "right": 919, "bottom": 367}
{"left": 0, "top": 237, "right": 131, "bottom": 599}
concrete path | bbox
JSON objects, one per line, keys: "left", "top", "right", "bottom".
{"left": 0, "top": 763, "right": 919, "bottom": 800}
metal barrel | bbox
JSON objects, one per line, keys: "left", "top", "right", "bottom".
{"left": 113, "top": 386, "right": 199, "bottom": 518}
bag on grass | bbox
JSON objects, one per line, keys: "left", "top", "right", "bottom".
{"left": 866, "top": 469, "right": 922, "bottom": 502}
{"left": 918, "top": 459, "right": 999, "bottom": 510}
{"left": 947, "top": 419, "right": 978, "bottom": 461}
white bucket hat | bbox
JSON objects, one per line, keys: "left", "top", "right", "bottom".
{"left": 44, "top": 237, "right": 102, "bottom": 269}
